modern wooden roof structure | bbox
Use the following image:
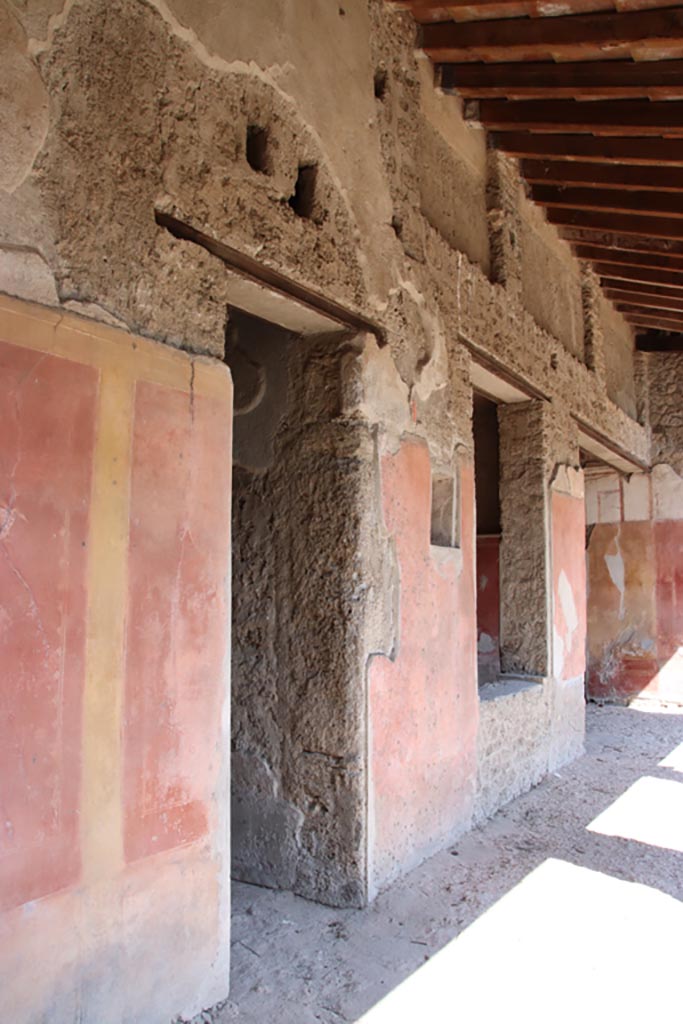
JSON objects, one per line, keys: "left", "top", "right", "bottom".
{"left": 390, "top": 1, "right": 683, "bottom": 349}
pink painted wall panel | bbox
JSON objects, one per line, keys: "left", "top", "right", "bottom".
{"left": 0, "top": 340, "right": 97, "bottom": 911}
{"left": 551, "top": 491, "right": 586, "bottom": 682}
{"left": 123, "top": 379, "right": 232, "bottom": 862}
{"left": 369, "top": 441, "right": 478, "bottom": 890}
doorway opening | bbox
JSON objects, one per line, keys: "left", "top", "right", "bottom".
{"left": 224, "top": 307, "right": 367, "bottom": 908}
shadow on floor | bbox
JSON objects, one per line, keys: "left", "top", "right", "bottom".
{"left": 216, "top": 704, "right": 683, "bottom": 1024}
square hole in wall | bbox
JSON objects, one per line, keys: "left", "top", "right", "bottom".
{"left": 431, "top": 471, "right": 459, "bottom": 548}
{"left": 246, "top": 125, "right": 272, "bottom": 174}
{"left": 289, "top": 164, "right": 318, "bottom": 220}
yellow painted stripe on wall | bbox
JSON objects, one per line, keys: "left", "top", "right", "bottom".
{"left": 80, "top": 365, "right": 133, "bottom": 879}
{"left": 0, "top": 295, "right": 228, "bottom": 400}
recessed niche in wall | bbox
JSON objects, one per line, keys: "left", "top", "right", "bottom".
{"left": 374, "top": 67, "right": 388, "bottom": 101}
{"left": 289, "top": 164, "right": 317, "bottom": 220}
{"left": 246, "top": 125, "right": 271, "bottom": 174}
{"left": 431, "top": 471, "right": 459, "bottom": 549}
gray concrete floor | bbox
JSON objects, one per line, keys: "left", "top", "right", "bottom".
{"left": 200, "top": 703, "right": 683, "bottom": 1024}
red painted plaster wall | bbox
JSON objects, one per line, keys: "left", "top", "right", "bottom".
{"left": 124, "top": 379, "right": 230, "bottom": 863}
{"left": 0, "top": 340, "right": 97, "bottom": 912}
{"left": 369, "top": 440, "right": 478, "bottom": 893}
{"left": 551, "top": 490, "right": 587, "bottom": 682}
{"left": 0, "top": 298, "right": 232, "bottom": 1023}
{"left": 587, "top": 519, "right": 683, "bottom": 702}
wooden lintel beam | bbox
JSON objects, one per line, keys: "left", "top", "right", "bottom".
{"left": 492, "top": 133, "right": 683, "bottom": 165}
{"left": 440, "top": 58, "right": 683, "bottom": 100}
{"left": 475, "top": 100, "right": 683, "bottom": 136}
{"left": 532, "top": 185, "right": 683, "bottom": 219}
{"left": 422, "top": 8, "right": 683, "bottom": 63}
{"left": 522, "top": 160, "right": 683, "bottom": 193}
{"left": 546, "top": 208, "right": 683, "bottom": 242}
{"left": 574, "top": 245, "right": 683, "bottom": 273}
{"left": 155, "top": 210, "right": 385, "bottom": 342}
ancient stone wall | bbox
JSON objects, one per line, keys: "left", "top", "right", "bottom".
{"left": 475, "top": 680, "right": 549, "bottom": 824}
{"left": 1, "top": 0, "right": 647, "bottom": 454}
{"left": 649, "top": 352, "right": 683, "bottom": 477}
{"left": 0, "top": 0, "right": 676, "bottom": 1017}
{"left": 498, "top": 401, "right": 550, "bottom": 677}
{"left": 601, "top": 296, "right": 637, "bottom": 421}
{"left": 520, "top": 203, "right": 584, "bottom": 363}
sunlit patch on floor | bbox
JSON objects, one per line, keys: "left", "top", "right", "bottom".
{"left": 356, "top": 858, "right": 683, "bottom": 1024}
{"left": 659, "top": 740, "right": 683, "bottom": 773}
{"left": 587, "top": 775, "right": 683, "bottom": 854}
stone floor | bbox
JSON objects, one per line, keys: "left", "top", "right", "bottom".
{"left": 196, "top": 703, "right": 683, "bottom": 1024}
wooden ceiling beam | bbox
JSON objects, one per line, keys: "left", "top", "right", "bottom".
{"left": 604, "top": 288, "right": 683, "bottom": 313}
{"left": 547, "top": 208, "right": 683, "bottom": 241}
{"left": 600, "top": 277, "right": 683, "bottom": 298}
{"left": 440, "top": 58, "right": 683, "bottom": 100}
{"left": 397, "top": 0, "right": 681, "bottom": 15}
{"left": 618, "top": 303, "right": 683, "bottom": 324}
{"left": 492, "top": 133, "right": 683, "bottom": 165}
{"left": 474, "top": 99, "right": 683, "bottom": 136}
{"left": 422, "top": 7, "right": 683, "bottom": 63}
{"left": 402, "top": 0, "right": 608, "bottom": 15}
{"left": 622, "top": 309, "right": 683, "bottom": 329}
{"left": 522, "top": 160, "right": 683, "bottom": 192}
{"left": 560, "top": 225, "right": 683, "bottom": 255}
{"left": 573, "top": 245, "right": 683, "bottom": 272}
{"left": 532, "top": 185, "right": 683, "bottom": 218}
{"left": 400, "top": 0, "right": 543, "bottom": 20}
{"left": 595, "top": 262, "right": 683, "bottom": 287}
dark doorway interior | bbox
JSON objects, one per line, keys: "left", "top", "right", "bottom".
{"left": 473, "top": 393, "right": 502, "bottom": 685}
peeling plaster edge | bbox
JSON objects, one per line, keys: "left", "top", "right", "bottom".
{"left": 27, "top": 0, "right": 79, "bottom": 56}
{"left": 550, "top": 463, "right": 584, "bottom": 501}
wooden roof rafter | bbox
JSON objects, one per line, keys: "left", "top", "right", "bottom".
{"left": 388, "top": 0, "right": 683, "bottom": 339}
